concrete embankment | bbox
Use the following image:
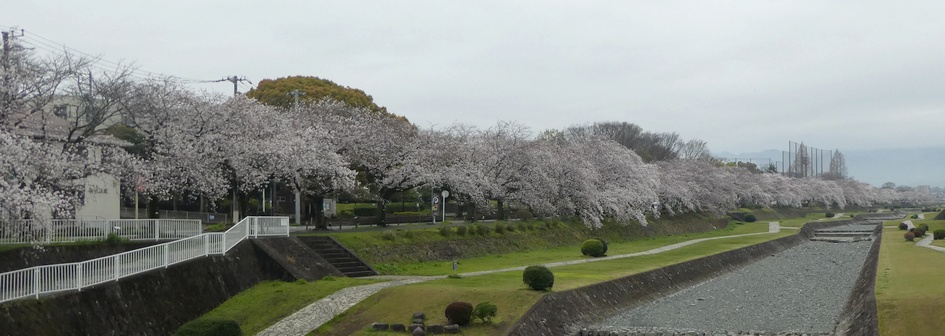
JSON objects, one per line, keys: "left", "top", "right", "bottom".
{"left": 506, "top": 220, "right": 881, "bottom": 336}
{"left": 0, "top": 240, "right": 294, "bottom": 336}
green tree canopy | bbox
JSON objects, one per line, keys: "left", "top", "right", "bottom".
{"left": 246, "top": 76, "right": 402, "bottom": 118}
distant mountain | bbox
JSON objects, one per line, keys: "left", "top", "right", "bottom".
{"left": 714, "top": 147, "right": 945, "bottom": 188}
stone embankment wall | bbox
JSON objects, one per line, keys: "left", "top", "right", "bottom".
{"left": 0, "top": 242, "right": 161, "bottom": 273}
{"left": 506, "top": 220, "right": 853, "bottom": 336}
{"left": 0, "top": 241, "right": 292, "bottom": 336}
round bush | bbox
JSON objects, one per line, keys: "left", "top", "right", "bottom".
{"left": 523, "top": 265, "right": 554, "bottom": 290}
{"left": 898, "top": 222, "right": 909, "bottom": 230}
{"left": 438, "top": 225, "right": 452, "bottom": 237}
{"left": 919, "top": 223, "right": 930, "bottom": 232}
{"left": 915, "top": 228, "right": 927, "bottom": 237}
{"left": 444, "top": 301, "right": 474, "bottom": 326}
{"left": 472, "top": 301, "right": 498, "bottom": 323}
{"left": 934, "top": 229, "right": 945, "bottom": 240}
{"left": 905, "top": 232, "right": 915, "bottom": 242}
{"left": 506, "top": 223, "right": 516, "bottom": 232}
{"left": 595, "top": 238, "right": 608, "bottom": 254}
{"left": 744, "top": 214, "right": 757, "bottom": 222}
{"left": 456, "top": 226, "right": 468, "bottom": 236}
{"left": 825, "top": 212, "right": 835, "bottom": 218}
{"left": 581, "top": 239, "right": 606, "bottom": 257}
{"left": 494, "top": 224, "right": 506, "bottom": 234}
{"left": 476, "top": 224, "right": 490, "bottom": 235}
{"left": 175, "top": 318, "right": 242, "bottom": 336}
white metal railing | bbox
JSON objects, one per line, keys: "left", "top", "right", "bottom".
{"left": 0, "top": 216, "right": 288, "bottom": 303}
{"left": 0, "top": 219, "right": 202, "bottom": 245}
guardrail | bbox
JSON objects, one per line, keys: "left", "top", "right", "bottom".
{"left": 0, "top": 216, "right": 288, "bottom": 303}
{"left": 0, "top": 219, "right": 202, "bottom": 244}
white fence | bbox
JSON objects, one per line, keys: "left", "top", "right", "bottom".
{"left": 0, "top": 219, "right": 202, "bottom": 245}
{"left": 0, "top": 216, "right": 288, "bottom": 303}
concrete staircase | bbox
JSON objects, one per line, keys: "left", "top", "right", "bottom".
{"left": 300, "top": 236, "right": 377, "bottom": 278}
{"left": 810, "top": 223, "right": 878, "bottom": 243}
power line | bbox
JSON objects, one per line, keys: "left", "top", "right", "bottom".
{"left": 7, "top": 26, "right": 213, "bottom": 83}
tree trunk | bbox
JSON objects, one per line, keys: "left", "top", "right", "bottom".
{"left": 497, "top": 199, "right": 506, "bottom": 220}
{"left": 312, "top": 195, "right": 327, "bottom": 230}
{"left": 148, "top": 196, "right": 159, "bottom": 219}
{"left": 376, "top": 200, "right": 388, "bottom": 226}
{"left": 464, "top": 203, "right": 477, "bottom": 222}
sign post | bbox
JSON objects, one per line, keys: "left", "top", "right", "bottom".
{"left": 441, "top": 190, "right": 449, "bottom": 222}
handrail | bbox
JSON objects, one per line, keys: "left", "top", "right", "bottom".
{"left": 0, "top": 219, "right": 202, "bottom": 245}
{"left": 0, "top": 216, "right": 288, "bottom": 303}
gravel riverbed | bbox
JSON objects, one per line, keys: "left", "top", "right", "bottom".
{"left": 589, "top": 240, "right": 873, "bottom": 335}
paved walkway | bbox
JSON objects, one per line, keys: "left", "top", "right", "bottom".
{"left": 914, "top": 224, "right": 945, "bottom": 253}
{"left": 258, "top": 222, "right": 783, "bottom": 336}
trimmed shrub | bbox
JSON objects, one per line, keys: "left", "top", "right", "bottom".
{"left": 581, "top": 239, "right": 606, "bottom": 257}
{"left": 517, "top": 222, "right": 529, "bottom": 231}
{"left": 475, "top": 224, "right": 490, "bottom": 236}
{"left": 456, "top": 226, "right": 468, "bottom": 236}
{"left": 444, "top": 301, "right": 474, "bottom": 326}
{"left": 934, "top": 229, "right": 945, "bottom": 240}
{"left": 595, "top": 238, "right": 609, "bottom": 254}
{"left": 915, "top": 228, "right": 927, "bottom": 238}
{"left": 352, "top": 207, "right": 376, "bottom": 217}
{"left": 438, "top": 225, "right": 452, "bottom": 237}
{"left": 744, "top": 214, "right": 757, "bottom": 222}
{"left": 494, "top": 224, "right": 506, "bottom": 234}
{"left": 523, "top": 265, "right": 554, "bottom": 291}
{"left": 104, "top": 233, "right": 124, "bottom": 246}
{"left": 898, "top": 222, "right": 909, "bottom": 230}
{"left": 175, "top": 318, "right": 242, "bottom": 336}
{"left": 905, "top": 232, "right": 915, "bottom": 241}
{"left": 919, "top": 223, "right": 930, "bottom": 232}
{"left": 506, "top": 223, "right": 516, "bottom": 232}
{"left": 472, "top": 301, "right": 498, "bottom": 323}
{"left": 825, "top": 212, "right": 835, "bottom": 218}
{"left": 515, "top": 209, "right": 534, "bottom": 220}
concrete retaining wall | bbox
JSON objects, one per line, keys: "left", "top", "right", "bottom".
{"left": 506, "top": 221, "right": 852, "bottom": 336}
{"left": 0, "top": 242, "right": 161, "bottom": 273}
{"left": 0, "top": 241, "right": 291, "bottom": 336}
{"left": 833, "top": 223, "right": 883, "bottom": 336}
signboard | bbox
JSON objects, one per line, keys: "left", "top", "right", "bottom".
{"left": 433, "top": 196, "right": 440, "bottom": 204}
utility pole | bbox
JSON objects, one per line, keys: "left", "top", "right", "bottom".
{"left": 213, "top": 75, "right": 251, "bottom": 222}
{"left": 217, "top": 76, "right": 252, "bottom": 96}
{"left": 288, "top": 89, "right": 305, "bottom": 225}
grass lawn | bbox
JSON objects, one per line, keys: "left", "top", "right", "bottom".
{"left": 876, "top": 218, "right": 945, "bottom": 336}
{"left": 777, "top": 211, "right": 853, "bottom": 227}
{"left": 188, "top": 277, "right": 380, "bottom": 335}
{"left": 374, "top": 221, "right": 772, "bottom": 276}
{"left": 312, "top": 231, "right": 793, "bottom": 336}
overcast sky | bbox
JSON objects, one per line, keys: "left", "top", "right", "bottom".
{"left": 5, "top": 1, "right": 945, "bottom": 156}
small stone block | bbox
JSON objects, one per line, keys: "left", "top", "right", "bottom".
{"left": 390, "top": 323, "right": 406, "bottom": 332}
{"left": 413, "top": 318, "right": 425, "bottom": 324}
{"left": 371, "top": 323, "right": 389, "bottom": 331}
{"left": 413, "top": 312, "right": 426, "bottom": 320}
{"left": 444, "top": 324, "right": 461, "bottom": 334}
{"left": 412, "top": 326, "right": 426, "bottom": 336}
{"left": 409, "top": 323, "right": 424, "bottom": 331}
{"left": 426, "top": 325, "right": 444, "bottom": 334}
